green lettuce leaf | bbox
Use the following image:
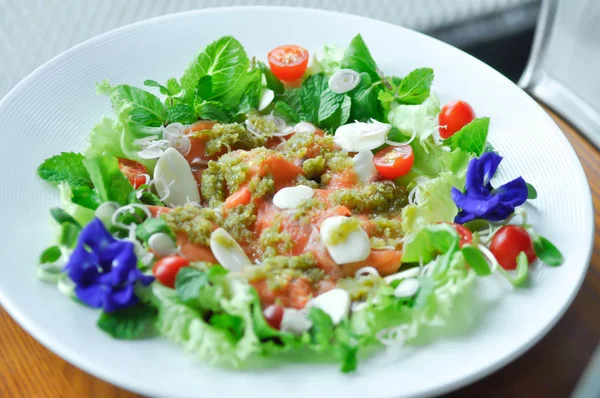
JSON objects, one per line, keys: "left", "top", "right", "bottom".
{"left": 148, "top": 279, "right": 260, "bottom": 367}
{"left": 83, "top": 155, "right": 133, "bottom": 205}
{"left": 402, "top": 223, "right": 459, "bottom": 264}
{"left": 85, "top": 117, "right": 127, "bottom": 160}
{"left": 58, "top": 182, "right": 96, "bottom": 225}
{"left": 386, "top": 93, "right": 440, "bottom": 142}
{"left": 96, "top": 81, "right": 165, "bottom": 127}
{"left": 315, "top": 44, "right": 345, "bottom": 75}
{"left": 445, "top": 117, "right": 490, "bottom": 156}
{"left": 180, "top": 36, "right": 250, "bottom": 107}
{"left": 401, "top": 172, "right": 462, "bottom": 235}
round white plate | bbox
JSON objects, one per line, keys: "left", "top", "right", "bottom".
{"left": 0, "top": 7, "right": 592, "bottom": 398}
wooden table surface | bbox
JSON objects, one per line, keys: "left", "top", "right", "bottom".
{"left": 1, "top": 108, "right": 599, "bottom": 398}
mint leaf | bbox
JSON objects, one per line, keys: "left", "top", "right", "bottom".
{"left": 166, "top": 78, "right": 182, "bottom": 95}
{"left": 350, "top": 72, "right": 382, "bottom": 121}
{"left": 144, "top": 79, "right": 171, "bottom": 96}
{"left": 533, "top": 235, "right": 564, "bottom": 266}
{"left": 299, "top": 73, "right": 327, "bottom": 123}
{"left": 135, "top": 217, "right": 174, "bottom": 243}
{"left": 318, "top": 88, "right": 344, "bottom": 125}
{"left": 526, "top": 183, "right": 538, "bottom": 199}
{"left": 445, "top": 117, "right": 490, "bottom": 156}
{"left": 195, "top": 75, "right": 214, "bottom": 104}
{"left": 277, "top": 88, "right": 302, "bottom": 116}
{"left": 396, "top": 68, "right": 434, "bottom": 105}
{"left": 341, "top": 34, "right": 380, "bottom": 82}
{"left": 174, "top": 266, "right": 228, "bottom": 312}
{"left": 96, "top": 303, "right": 157, "bottom": 340}
{"left": 274, "top": 101, "right": 300, "bottom": 123}
{"left": 98, "top": 83, "right": 165, "bottom": 127}
{"left": 180, "top": 36, "right": 250, "bottom": 107}
{"left": 195, "top": 101, "right": 232, "bottom": 123}
{"left": 83, "top": 156, "right": 133, "bottom": 205}
{"left": 258, "top": 61, "right": 284, "bottom": 95}
{"left": 167, "top": 103, "right": 197, "bottom": 125}
{"left": 340, "top": 95, "right": 351, "bottom": 126}
{"left": 461, "top": 245, "right": 492, "bottom": 276}
{"left": 38, "top": 152, "right": 92, "bottom": 188}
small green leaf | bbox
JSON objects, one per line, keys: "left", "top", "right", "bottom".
{"left": 40, "top": 246, "right": 62, "bottom": 264}
{"left": 533, "top": 235, "right": 564, "bottom": 266}
{"left": 166, "top": 78, "right": 182, "bottom": 95}
{"left": 461, "top": 245, "right": 492, "bottom": 276}
{"left": 135, "top": 217, "right": 174, "bottom": 243}
{"left": 512, "top": 252, "right": 529, "bottom": 286}
{"left": 445, "top": 117, "right": 490, "bottom": 156}
{"left": 143, "top": 79, "right": 172, "bottom": 96}
{"left": 59, "top": 223, "right": 80, "bottom": 248}
{"left": 195, "top": 75, "right": 214, "bottom": 104}
{"left": 96, "top": 303, "right": 157, "bottom": 340}
{"left": 50, "top": 207, "right": 81, "bottom": 227}
{"left": 307, "top": 307, "right": 335, "bottom": 351}
{"left": 340, "top": 94, "right": 352, "bottom": 126}
{"left": 70, "top": 186, "right": 102, "bottom": 210}
{"left": 167, "top": 103, "right": 197, "bottom": 125}
{"left": 349, "top": 72, "right": 382, "bottom": 121}
{"left": 274, "top": 101, "right": 300, "bottom": 123}
{"left": 258, "top": 61, "right": 284, "bottom": 94}
{"left": 395, "top": 68, "right": 434, "bottom": 105}
{"left": 526, "top": 183, "right": 538, "bottom": 200}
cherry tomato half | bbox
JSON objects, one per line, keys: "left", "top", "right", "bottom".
{"left": 489, "top": 226, "right": 536, "bottom": 270}
{"left": 152, "top": 256, "right": 190, "bottom": 288}
{"left": 118, "top": 158, "right": 148, "bottom": 189}
{"left": 263, "top": 304, "right": 284, "bottom": 330}
{"left": 268, "top": 45, "right": 309, "bottom": 82}
{"left": 373, "top": 145, "right": 414, "bottom": 179}
{"left": 438, "top": 100, "right": 476, "bottom": 139}
{"left": 440, "top": 222, "right": 473, "bottom": 248}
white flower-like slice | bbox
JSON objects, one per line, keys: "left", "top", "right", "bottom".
{"left": 153, "top": 147, "right": 200, "bottom": 207}
{"left": 393, "top": 278, "right": 420, "bottom": 298}
{"left": 258, "top": 88, "right": 275, "bottom": 111}
{"left": 94, "top": 201, "right": 119, "bottom": 227}
{"left": 352, "top": 150, "right": 377, "bottom": 182}
{"left": 280, "top": 308, "right": 312, "bottom": 335}
{"left": 333, "top": 120, "right": 391, "bottom": 152}
{"left": 320, "top": 216, "right": 370, "bottom": 264}
{"left": 272, "top": 185, "right": 314, "bottom": 209}
{"left": 138, "top": 146, "right": 164, "bottom": 159}
{"left": 307, "top": 288, "right": 351, "bottom": 325}
{"left": 328, "top": 69, "right": 360, "bottom": 94}
{"left": 294, "top": 122, "right": 316, "bottom": 134}
{"left": 384, "top": 267, "right": 421, "bottom": 284}
{"left": 148, "top": 232, "right": 176, "bottom": 256}
{"left": 209, "top": 228, "right": 252, "bottom": 272}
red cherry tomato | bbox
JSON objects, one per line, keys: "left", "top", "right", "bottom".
{"left": 268, "top": 45, "right": 309, "bottom": 82}
{"left": 489, "top": 226, "right": 536, "bottom": 270}
{"left": 438, "top": 100, "right": 476, "bottom": 139}
{"left": 440, "top": 222, "right": 472, "bottom": 248}
{"left": 373, "top": 145, "right": 414, "bottom": 179}
{"left": 263, "top": 304, "right": 284, "bottom": 330}
{"left": 118, "top": 158, "right": 148, "bottom": 189}
{"left": 152, "top": 256, "right": 190, "bottom": 288}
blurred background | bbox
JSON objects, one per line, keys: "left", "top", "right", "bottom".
{"left": 0, "top": 0, "right": 540, "bottom": 98}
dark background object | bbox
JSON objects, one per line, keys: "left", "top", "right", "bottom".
{"left": 428, "top": 1, "right": 539, "bottom": 82}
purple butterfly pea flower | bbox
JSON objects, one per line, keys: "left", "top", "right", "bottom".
{"left": 451, "top": 152, "right": 528, "bottom": 224}
{"left": 63, "top": 218, "right": 154, "bottom": 312}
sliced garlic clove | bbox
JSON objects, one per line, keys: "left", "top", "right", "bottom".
{"left": 153, "top": 147, "right": 200, "bottom": 207}
{"left": 209, "top": 228, "right": 252, "bottom": 272}
{"left": 272, "top": 185, "right": 314, "bottom": 209}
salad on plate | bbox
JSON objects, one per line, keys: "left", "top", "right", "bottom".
{"left": 36, "top": 34, "right": 564, "bottom": 372}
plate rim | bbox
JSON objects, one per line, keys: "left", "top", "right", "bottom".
{"left": 0, "top": 5, "right": 594, "bottom": 398}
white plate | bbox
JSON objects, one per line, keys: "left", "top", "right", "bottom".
{"left": 0, "top": 7, "right": 592, "bottom": 398}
